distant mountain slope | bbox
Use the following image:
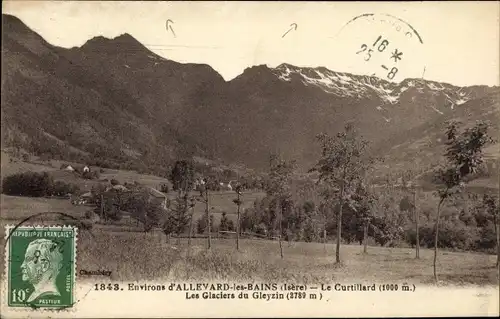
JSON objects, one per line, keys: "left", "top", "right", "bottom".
{"left": 2, "top": 14, "right": 498, "bottom": 175}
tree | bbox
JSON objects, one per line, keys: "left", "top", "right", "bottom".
{"left": 169, "top": 160, "right": 195, "bottom": 192}
{"left": 310, "top": 123, "right": 371, "bottom": 263}
{"left": 481, "top": 194, "right": 499, "bottom": 267}
{"left": 2, "top": 172, "right": 53, "bottom": 197}
{"left": 197, "top": 176, "right": 217, "bottom": 249}
{"left": 266, "top": 155, "right": 296, "bottom": 258}
{"left": 432, "top": 120, "right": 494, "bottom": 283}
{"left": 196, "top": 213, "right": 214, "bottom": 236}
{"left": 219, "top": 212, "right": 230, "bottom": 231}
{"left": 233, "top": 184, "right": 243, "bottom": 251}
{"left": 165, "top": 194, "right": 191, "bottom": 243}
{"left": 187, "top": 197, "right": 196, "bottom": 246}
{"left": 167, "top": 160, "right": 195, "bottom": 244}
{"left": 93, "top": 190, "right": 123, "bottom": 223}
{"left": 351, "top": 181, "right": 376, "bottom": 254}
{"left": 400, "top": 170, "right": 420, "bottom": 259}
{"left": 196, "top": 215, "right": 207, "bottom": 234}
{"left": 2, "top": 172, "right": 80, "bottom": 198}
{"left": 113, "top": 189, "right": 163, "bottom": 231}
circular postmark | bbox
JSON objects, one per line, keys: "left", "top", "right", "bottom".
{"left": 332, "top": 13, "right": 427, "bottom": 83}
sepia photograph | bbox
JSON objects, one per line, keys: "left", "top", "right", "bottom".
{"left": 0, "top": 1, "right": 499, "bottom": 317}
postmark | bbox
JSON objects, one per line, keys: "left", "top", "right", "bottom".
{"left": 4, "top": 225, "right": 78, "bottom": 310}
{"left": 333, "top": 13, "right": 427, "bottom": 82}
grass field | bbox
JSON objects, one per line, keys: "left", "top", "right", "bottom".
{"left": 0, "top": 194, "right": 89, "bottom": 220}
{"left": 1, "top": 152, "right": 265, "bottom": 224}
{"left": 0, "top": 226, "right": 496, "bottom": 286}
{"left": 173, "top": 190, "right": 266, "bottom": 223}
{"left": 0, "top": 190, "right": 264, "bottom": 226}
{"left": 78, "top": 234, "right": 499, "bottom": 286}
{"left": 1, "top": 154, "right": 498, "bottom": 288}
{"left": 1, "top": 150, "right": 171, "bottom": 192}
{"left": 1, "top": 151, "right": 58, "bottom": 176}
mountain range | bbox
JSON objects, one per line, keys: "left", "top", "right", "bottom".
{"left": 2, "top": 14, "right": 499, "bottom": 177}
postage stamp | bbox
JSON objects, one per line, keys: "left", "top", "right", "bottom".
{"left": 4, "top": 225, "right": 78, "bottom": 309}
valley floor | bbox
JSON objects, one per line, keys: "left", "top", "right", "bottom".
{"left": 0, "top": 154, "right": 498, "bottom": 288}
{"left": 0, "top": 223, "right": 497, "bottom": 286}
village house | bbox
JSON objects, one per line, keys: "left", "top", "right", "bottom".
{"left": 72, "top": 191, "right": 92, "bottom": 205}
{"left": 105, "top": 184, "right": 129, "bottom": 192}
{"left": 146, "top": 187, "right": 168, "bottom": 209}
{"left": 63, "top": 164, "right": 75, "bottom": 171}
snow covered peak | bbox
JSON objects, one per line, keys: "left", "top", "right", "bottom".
{"left": 272, "top": 64, "right": 476, "bottom": 110}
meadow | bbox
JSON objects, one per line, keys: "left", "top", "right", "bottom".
{"left": 0, "top": 224, "right": 496, "bottom": 286}
{"left": 70, "top": 233, "right": 500, "bottom": 286}
{"left": 1, "top": 151, "right": 264, "bottom": 224}
{"left": 1, "top": 152, "right": 498, "bottom": 288}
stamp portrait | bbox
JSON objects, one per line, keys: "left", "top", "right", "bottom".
{"left": 5, "top": 226, "right": 77, "bottom": 309}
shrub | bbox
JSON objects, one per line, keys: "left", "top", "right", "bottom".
{"left": 412, "top": 221, "right": 481, "bottom": 251}
{"left": 474, "top": 221, "right": 497, "bottom": 252}
{"left": 302, "top": 217, "right": 320, "bottom": 242}
{"left": 227, "top": 220, "right": 235, "bottom": 232}
{"left": 110, "top": 179, "right": 120, "bottom": 186}
{"left": 254, "top": 223, "right": 268, "bottom": 236}
{"left": 52, "top": 180, "right": 80, "bottom": 196}
{"left": 82, "top": 170, "right": 100, "bottom": 180}
{"left": 196, "top": 214, "right": 214, "bottom": 234}
{"left": 80, "top": 220, "right": 94, "bottom": 231}
{"left": 196, "top": 215, "right": 207, "bottom": 234}
{"left": 219, "top": 212, "right": 230, "bottom": 231}
{"left": 160, "top": 183, "right": 169, "bottom": 193}
{"left": 438, "top": 221, "right": 479, "bottom": 250}
{"left": 84, "top": 211, "right": 101, "bottom": 223}
{"left": 2, "top": 172, "right": 53, "bottom": 197}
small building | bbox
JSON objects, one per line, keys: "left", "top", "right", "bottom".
{"left": 219, "top": 182, "right": 233, "bottom": 191}
{"left": 146, "top": 187, "right": 168, "bottom": 209}
{"left": 64, "top": 165, "right": 75, "bottom": 172}
{"left": 105, "top": 184, "right": 129, "bottom": 192}
{"left": 81, "top": 192, "right": 92, "bottom": 198}
{"left": 72, "top": 192, "right": 92, "bottom": 205}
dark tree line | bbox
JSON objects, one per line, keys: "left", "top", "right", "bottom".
{"left": 2, "top": 172, "right": 80, "bottom": 197}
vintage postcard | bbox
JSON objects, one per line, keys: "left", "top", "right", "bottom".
{"left": 1, "top": 1, "right": 499, "bottom": 318}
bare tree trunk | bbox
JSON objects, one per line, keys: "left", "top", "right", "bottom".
{"left": 363, "top": 220, "right": 368, "bottom": 254}
{"left": 497, "top": 168, "right": 500, "bottom": 268}
{"left": 433, "top": 198, "right": 445, "bottom": 284}
{"left": 100, "top": 194, "right": 105, "bottom": 221}
{"left": 336, "top": 179, "right": 345, "bottom": 264}
{"left": 495, "top": 217, "right": 499, "bottom": 268}
{"left": 188, "top": 206, "right": 194, "bottom": 247}
{"left": 236, "top": 191, "right": 241, "bottom": 251}
{"left": 205, "top": 188, "right": 211, "bottom": 250}
{"left": 414, "top": 189, "right": 420, "bottom": 259}
{"left": 278, "top": 200, "right": 283, "bottom": 259}
{"left": 323, "top": 229, "right": 327, "bottom": 253}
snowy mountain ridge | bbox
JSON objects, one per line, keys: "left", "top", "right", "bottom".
{"left": 272, "top": 63, "right": 478, "bottom": 112}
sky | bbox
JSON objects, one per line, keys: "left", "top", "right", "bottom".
{"left": 3, "top": 1, "right": 499, "bottom": 87}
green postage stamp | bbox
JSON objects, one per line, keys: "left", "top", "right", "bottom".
{"left": 4, "top": 225, "right": 77, "bottom": 309}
